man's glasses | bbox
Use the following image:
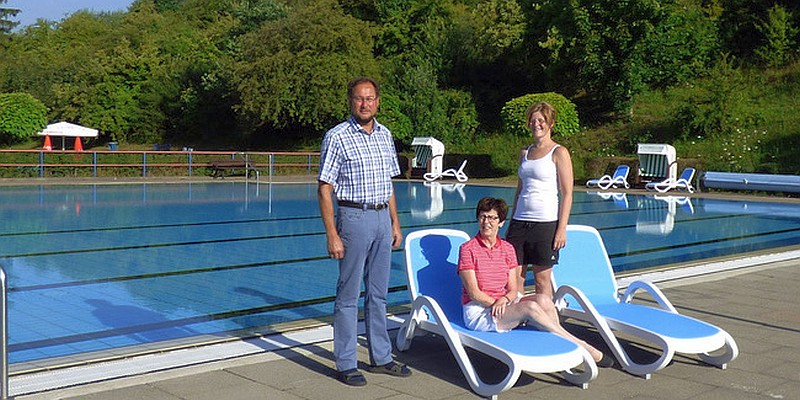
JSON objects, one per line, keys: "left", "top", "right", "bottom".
{"left": 478, "top": 214, "right": 500, "bottom": 222}
{"left": 351, "top": 96, "right": 377, "bottom": 104}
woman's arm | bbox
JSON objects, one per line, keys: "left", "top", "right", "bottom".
{"left": 458, "top": 270, "right": 495, "bottom": 307}
{"left": 509, "top": 148, "right": 526, "bottom": 220}
{"left": 553, "top": 145, "right": 573, "bottom": 250}
{"left": 459, "top": 269, "right": 515, "bottom": 318}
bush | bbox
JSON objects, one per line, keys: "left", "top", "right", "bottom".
{"left": 500, "top": 92, "right": 579, "bottom": 138}
{"left": 0, "top": 92, "right": 48, "bottom": 144}
{"left": 755, "top": 4, "right": 798, "bottom": 67}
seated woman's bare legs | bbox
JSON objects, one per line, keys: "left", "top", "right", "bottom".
{"left": 496, "top": 297, "right": 605, "bottom": 363}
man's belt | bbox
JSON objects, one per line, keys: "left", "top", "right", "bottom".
{"left": 337, "top": 200, "right": 389, "bottom": 210}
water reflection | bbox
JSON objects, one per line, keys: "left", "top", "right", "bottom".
{"left": 410, "top": 182, "right": 466, "bottom": 220}
{"left": 636, "top": 195, "right": 694, "bottom": 236}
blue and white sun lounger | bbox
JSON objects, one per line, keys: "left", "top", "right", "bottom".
{"left": 424, "top": 160, "right": 469, "bottom": 182}
{"left": 553, "top": 225, "right": 738, "bottom": 379}
{"left": 586, "top": 164, "right": 630, "bottom": 189}
{"left": 646, "top": 167, "right": 696, "bottom": 193}
{"left": 397, "top": 229, "right": 596, "bottom": 399}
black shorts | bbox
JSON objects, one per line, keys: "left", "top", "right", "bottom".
{"left": 505, "top": 220, "right": 559, "bottom": 267}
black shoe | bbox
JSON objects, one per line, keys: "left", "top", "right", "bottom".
{"left": 597, "top": 353, "right": 615, "bottom": 368}
{"left": 338, "top": 369, "right": 367, "bottom": 386}
{"left": 368, "top": 361, "right": 412, "bottom": 377}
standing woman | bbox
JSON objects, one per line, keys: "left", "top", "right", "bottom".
{"left": 506, "top": 101, "right": 573, "bottom": 300}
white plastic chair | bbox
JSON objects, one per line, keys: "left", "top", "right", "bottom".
{"left": 423, "top": 160, "right": 468, "bottom": 182}
{"left": 397, "top": 229, "right": 596, "bottom": 399}
{"left": 553, "top": 225, "right": 738, "bottom": 379}
{"left": 586, "top": 165, "right": 630, "bottom": 189}
{"left": 646, "top": 167, "right": 696, "bottom": 193}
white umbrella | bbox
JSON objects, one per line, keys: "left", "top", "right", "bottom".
{"left": 37, "top": 121, "right": 99, "bottom": 150}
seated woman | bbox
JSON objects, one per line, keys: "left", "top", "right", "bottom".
{"left": 457, "top": 196, "right": 613, "bottom": 367}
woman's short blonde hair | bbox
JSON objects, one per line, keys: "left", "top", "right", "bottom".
{"left": 525, "top": 101, "right": 556, "bottom": 127}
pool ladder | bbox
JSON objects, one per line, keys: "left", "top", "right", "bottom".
{"left": 0, "top": 268, "right": 7, "bottom": 399}
{"left": 239, "top": 153, "right": 260, "bottom": 183}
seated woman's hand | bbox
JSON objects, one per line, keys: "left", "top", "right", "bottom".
{"left": 491, "top": 296, "right": 510, "bottom": 319}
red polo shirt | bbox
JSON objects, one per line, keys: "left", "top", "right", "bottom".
{"left": 457, "top": 234, "right": 518, "bottom": 304}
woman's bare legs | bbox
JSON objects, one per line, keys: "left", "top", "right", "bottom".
{"left": 496, "top": 295, "right": 605, "bottom": 363}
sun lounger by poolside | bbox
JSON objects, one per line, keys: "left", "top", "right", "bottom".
{"left": 397, "top": 229, "right": 596, "bottom": 398}
{"left": 646, "top": 167, "right": 696, "bottom": 193}
{"left": 552, "top": 225, "right": 738, "bottom": 379}
{"left": 423, "top": 160, "right": 469, "bottom": 182}
{"left": 586, "top": 165, "right": 630, "bottom": 189}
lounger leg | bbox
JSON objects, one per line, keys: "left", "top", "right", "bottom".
{"left": 396, "top": 307, "right": 428, "bottom": 351}
{"left": 561, "top": 349, "right": 597, "bottom": 389}
{"left": 698, "top": 332, "right": 739, "bottom": 369}
{"left": 405, "top": 296, "right": 521, "bottom": 398}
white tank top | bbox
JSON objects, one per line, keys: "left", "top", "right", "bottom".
{"left": 512, "top": 144, "right": 559, "bottom": 222}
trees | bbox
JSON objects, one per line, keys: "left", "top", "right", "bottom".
{"left": 532, "top": 0, "right": 662, "bottom": 118}
{"left": 0, "top": 0, "right": 794, "bottom": 156}
{"left": 0, "top": 93, "right": 47, "bottom": 144}
{"left": 234, "top": 0, "right": 380, "bottom": 137}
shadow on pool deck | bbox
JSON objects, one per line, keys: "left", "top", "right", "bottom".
{"left": 15, "top": 255, "right": 800, "bottom": 400}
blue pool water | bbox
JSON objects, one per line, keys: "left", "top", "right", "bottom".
{"left": 1, "top": 181, "right": 799, "bottom": 366}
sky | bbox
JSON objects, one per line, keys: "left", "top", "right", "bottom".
{"left": 5, "top": 0, "right": 134, "bottom": 29}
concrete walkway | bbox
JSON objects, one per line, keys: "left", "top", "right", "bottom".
{"left": 15, "top": 256, "right": 799, "bottom": 400}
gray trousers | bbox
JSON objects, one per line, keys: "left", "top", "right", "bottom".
{"left": 333, "top": 206, "right": 393, "bottom": 372}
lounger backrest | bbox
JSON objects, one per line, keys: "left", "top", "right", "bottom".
{"left": 553, "top": 225, "right": 620, "bottom": 306}
{"left": 679, "top": 167, "right": 696, "bottom": 182}
{"left": 405, "top": 229, "right": 471, "bottom": 321}
{"left": 614, "top": 165, "right": 630, "bottom": 180}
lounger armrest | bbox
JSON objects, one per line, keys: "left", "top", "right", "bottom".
{"left": 555, "top": 284, "right": 652, "bottom": 376}
{"left": 620, "top": 280, "right": 677, "bottom": 313}
{"left": 556, "top": 284, "right": 680, "bottom": 378}
{"left": 400, "top": 295, "right": 521, "bottom": 398}
{"left": 554, "top": 285, "right": 607, "bottom": 322}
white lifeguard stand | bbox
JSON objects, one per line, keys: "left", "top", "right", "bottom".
{"left": 411, "top": 137, "right": 444, "bottom": 179}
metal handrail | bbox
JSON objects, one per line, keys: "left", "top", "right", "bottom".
{"left": 0, "top": 150, "right": 318, "bottom": 179}
{"left": 237, "top": 153, "right": 260, "bottom": 183}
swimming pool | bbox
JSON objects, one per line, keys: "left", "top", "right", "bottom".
{"left": 1, "top": 181, "right": 799, "bottom": 368}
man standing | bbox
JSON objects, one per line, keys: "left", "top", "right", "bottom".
{"left": 318, "top": 77, "right": 411, "bottom": 386}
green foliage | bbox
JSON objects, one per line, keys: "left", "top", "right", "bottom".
{"left": 230, "top": 0, "right": 289, "bottom": 34}
{"left": 674, "top": 54, "right": 763, "bottom": 140}
{"left": 466, "top": 0, "right": 525, "bottom": 62}
{"left": 0, "top": 92, "right": 47, "bottom": 143}
{"left": 435, "top": 88, "right": 479, "bottom": 145}
{"left": 632, "top": 2, "right": 720, "bottom": 89}
{"left": 677, "top": 127, "right": 768, "bottom": 172}
{"left": 534, "top": 0, "right": 661, "bottom": 116}
{"left": 3, "top": 0, "right": 800, "bottom": 181}
{"left": 455, "top": 131, "right": 528, "bottom": 176}
{"left": 719, "top": 1, "right": 800, "bottom": 62}
{"left": 382, "top": 55, "right": 479, "bottom": 149}
{"left": 234, "top": 0, "right": 380, "bottom": 133}
{"left": 500, "top": 93, "right": 579, "bottom": 138}
{"left": 755, "top": 4, "right": 798, "bottom": 67}
{"left": 377, "top": 92, "right": 413, "bottom": 145}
